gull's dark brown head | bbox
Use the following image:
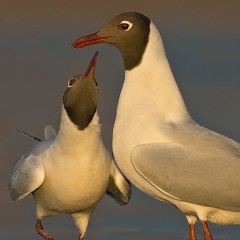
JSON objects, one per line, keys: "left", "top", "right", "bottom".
{"left": 72, "top": 12, "right": 151, "bottom": 70}
{"left": 63, "top": 52, "right": 99, "bottom": 130}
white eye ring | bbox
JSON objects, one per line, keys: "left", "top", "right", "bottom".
{"left": 68, "top": 78, "right": 76, "bottom": 88}
{"left": 119, "top": 20, "right": 133, "bottom": 31}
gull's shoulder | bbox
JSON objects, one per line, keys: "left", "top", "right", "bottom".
{"left": 163, "top": 120, "right": 240, "bottom": 154}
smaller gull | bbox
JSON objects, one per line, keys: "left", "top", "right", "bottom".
{"left": 9, "top": 52, "right": 131, "bottom": 240}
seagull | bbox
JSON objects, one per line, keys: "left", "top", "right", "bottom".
{"left": 9, "top": 52, "right": 131, "bottom": 240}
{"left": 72, "top": 12, "right": 240, "bottom": 240}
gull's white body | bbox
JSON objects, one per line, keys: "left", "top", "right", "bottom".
{"left": 113, "top": 22, "right": 240, "bottom": 225}
{"left": 10, "top": 107, "right": 131, "bottom": 236}
{"left": 34, "top": 110, "right": 111, "bottom": 223}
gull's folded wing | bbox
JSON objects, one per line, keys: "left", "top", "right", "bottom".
{"left": 44, "top": 125, "right": 57, "bottom": 140}
{"left": 107, "top": 160, "right": 132, "bottom": 205}
{"left": 9, "top": 154, "right": 45, "bottom": 201}
{"left": 131, "top": 142, "right": 240, "bottom": 211}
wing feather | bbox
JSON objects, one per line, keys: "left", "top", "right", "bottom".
{"left": 107, "top": 160, "right": 132, "bottom": 205}
{"left": 9, "top": 155, "right": 45, "bottom": 201}
{"left": 131, "top": 142, "right": 240, "bottom": 211}
{"left": 44, "top": 125, "right": 56, "bottom": 140}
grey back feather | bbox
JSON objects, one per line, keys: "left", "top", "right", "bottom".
{"left": 106, "top": 161, "right": 132, "bottom": 205}
{"left": 9, "top": 155, "right": 45, "bottom": 201}
{"left": 132, "top": 141, "right": 240, "bottom": 211}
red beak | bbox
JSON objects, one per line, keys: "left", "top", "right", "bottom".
{"left": 72, "top": 32, "right": 110, "bottom": 48}
{"left": 83, "top": 51, "right": 99, "bottom": 78}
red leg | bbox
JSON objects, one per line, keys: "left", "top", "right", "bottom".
{"left": 79, "top": 233, "right": 84, "bottom": 240}
{"left": 35, "top": 219, "right": 54, "bottom": 240}
{"left": 189, "top": 223, "right": 197, "bottom": 240}
{"left": 201, "top": 221, "right": 213, "bottom": 240}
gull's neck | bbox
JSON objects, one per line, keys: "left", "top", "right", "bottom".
{"left": 55, "top": 106, "right": 101, "bottom": 148}
{"left": 118, "top": 22, "right": 190, "bottom": 123}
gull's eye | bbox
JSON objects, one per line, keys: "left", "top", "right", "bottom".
{"left": 118, "top": 21, "right": 133, "bottom": 31}
{"left": 68, "top": 78, "right": 76, "bottom": 88}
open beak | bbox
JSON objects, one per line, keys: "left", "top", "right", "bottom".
{"left": 83, "top": 51, "right": 99, "bottom": 78}
{"left": 72, "top": 32, "right": 110, "bottom": 48}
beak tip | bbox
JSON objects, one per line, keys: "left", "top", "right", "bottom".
{"left": 72, "top": 41, "right": 80, "bottom": 48}
{"left": 94, "top": 51, "right": 99, "bottom": 59}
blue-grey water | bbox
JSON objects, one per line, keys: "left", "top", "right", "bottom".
{"left": 1, "top": 1, "right": 240, "bottom": 239}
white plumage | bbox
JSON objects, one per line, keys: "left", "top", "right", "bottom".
{"left": 9, "top": 53, "right": 131, "bottom": 240}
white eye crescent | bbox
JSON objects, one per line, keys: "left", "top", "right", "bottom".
{"left": 118, "top": 20, "right": 133, "bottom": 31}
{"left": 68, "top": 78, "right": 76, "bottom": 88}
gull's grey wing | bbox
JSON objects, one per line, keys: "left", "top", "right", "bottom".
{"left": 131, "top": 142, "right": 240, "bottom": 211}
{"left": 9, "top": 126, "right": 54, "bottom": 201}
{"left": 107, "top": 160, "right": 132, "bottom": 205}
{"left": 9, "top": 154, "right": 45, "bottom": 201}
{"left": 44, "top": 125, "right": 57, "bottom": 140}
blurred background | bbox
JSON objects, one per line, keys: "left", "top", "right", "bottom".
{"left": 1, "top": 0, "right": 240, "bottom": 239}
